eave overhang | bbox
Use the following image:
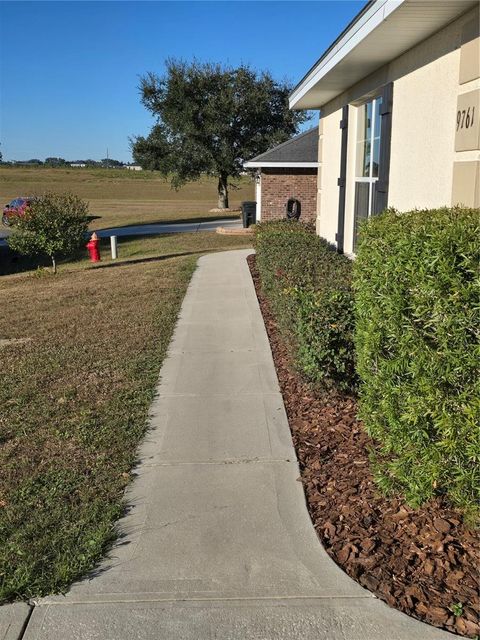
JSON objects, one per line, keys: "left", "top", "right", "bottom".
{"left": 289, "top": 0, "right": 477, "bottom": 110}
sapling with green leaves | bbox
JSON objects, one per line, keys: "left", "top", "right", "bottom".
{"left": 7, "top": 192, "right": 89, "bottom": 273}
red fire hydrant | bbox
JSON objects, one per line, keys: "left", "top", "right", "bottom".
{"left": 86, "top": 232, "right": 101, "bottom": 262}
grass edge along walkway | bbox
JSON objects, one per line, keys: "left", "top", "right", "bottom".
{"left": 0, "top": 234, "right": 252, "bottom": 603}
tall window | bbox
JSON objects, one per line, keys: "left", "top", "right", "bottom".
{"left": 355, "top": 96, "right": 382, "bottom": 211}
{"left": 353, "top": 95, "right": 382, "bottom": 249}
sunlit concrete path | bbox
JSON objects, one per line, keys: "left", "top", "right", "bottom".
{"left": 3, "top": 249, "right": 453, "bottom": 639}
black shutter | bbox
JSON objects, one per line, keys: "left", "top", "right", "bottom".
{"left": 374, "top": 82, "right": 393, "bottom": 215}
{"left": 336, "top": 105, "right": 349, "bottom": 253}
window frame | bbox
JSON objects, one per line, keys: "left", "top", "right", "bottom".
{"left": 355, "top": 94, "right": 383, "bottom": 218}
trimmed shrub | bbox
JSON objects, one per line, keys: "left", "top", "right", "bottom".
{"left": 294, "top": 277, "right": 356, "bottom": 388}
{"left": 254, "top": 221, "right": 355, "bottom": 390}
{"left": 354, "top": 207, "right": 480, "bottom": 519}
{"left": 7, "top": 192, "right": 89, "bottom": 273}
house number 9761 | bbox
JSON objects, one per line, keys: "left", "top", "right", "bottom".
{"left": 457, "top": 106, "right": 475, "bottom": 130}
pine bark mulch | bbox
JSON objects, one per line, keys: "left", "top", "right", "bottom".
{"left": 248, "top": 254, "right": 479, "bottom": 639}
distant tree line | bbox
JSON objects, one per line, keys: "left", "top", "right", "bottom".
{"left": 0, "top": 157, "right": 128, "bottom": 168}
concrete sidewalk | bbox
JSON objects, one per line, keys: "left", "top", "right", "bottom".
{"left": 5, "top": 249, "right": 454, "bottom": 639}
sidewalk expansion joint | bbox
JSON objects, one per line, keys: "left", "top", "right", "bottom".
{"left": 167, "top": 349, "right": 266, "bottom": 355}
{"left": 37, "top": 594, "right": 375, "bottom": 607}
{"left": 155, "top": 392, "right": 283, "bottom": 398}
{"left": 17, "top": 603, "right": 34, "bottom": 640}
{"left": 141, "top": 458, "right": 294, "bottom": 467}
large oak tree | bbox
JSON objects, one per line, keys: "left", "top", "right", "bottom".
{"left": 132, "top": 60, "right": 309, "bottom": 209}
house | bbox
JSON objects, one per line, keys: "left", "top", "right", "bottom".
{"left": 124, "top": 164, "right": 142, "bottom": 171}
{"left": 289, "top": 0, "right": 479, "bottom": 255}
{"left": 70, "top": 163, "right": 86, "bottom": 168}
{"left": 244, "top": 128, "right": 318, "bottom": 223}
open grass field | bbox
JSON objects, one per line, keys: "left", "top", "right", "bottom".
{"left": 0, "top": 167, "right": 254, "bottom": 229}
{"left": 0, "top": 230, "right": 253, "bottom": 602}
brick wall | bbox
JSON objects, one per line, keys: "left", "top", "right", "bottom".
{"left": 260, "top": 168, "right": 317, "bottom": 223}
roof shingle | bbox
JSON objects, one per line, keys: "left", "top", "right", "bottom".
{"left": 244, "top": 127, "right": 318, "bottom": 166}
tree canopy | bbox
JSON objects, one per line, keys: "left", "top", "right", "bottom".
{"left": 101, "top": 158, "right": 124, "bottom": 167}
{"left": 45, "top": 157, "right": 67, "bottom": 167}
{"left": 132, "top": 60, "right": 309, "bottom": 208}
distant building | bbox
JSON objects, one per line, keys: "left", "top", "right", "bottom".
{"left": 244, "top": 128, "right": 318, "bottom": 224}
{"left": 70, "top": 163, "right": 86, "bottom": 168}
{"left": 124, "top": 164, "right": 142, "bottom": 171}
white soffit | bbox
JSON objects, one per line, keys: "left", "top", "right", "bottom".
{"left": 290, "top": 0, "right": 478, "bottom": 110}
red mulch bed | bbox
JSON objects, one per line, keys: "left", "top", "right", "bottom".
{"left": 248, "top": 254, "right": 480, "bottom": 639}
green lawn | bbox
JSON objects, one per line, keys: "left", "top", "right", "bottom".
{"left": 0, "top": 231, "right": 253, "bottom": 602}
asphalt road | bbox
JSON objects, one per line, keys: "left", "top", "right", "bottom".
{"left": 0, "top": 218, "right": 243, "bottom": 246}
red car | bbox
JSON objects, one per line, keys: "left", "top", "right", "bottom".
{"left": 2, "top": 197, "right": 34, "bottom": 226}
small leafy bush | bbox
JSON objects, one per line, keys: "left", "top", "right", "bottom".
{"left": 254, "top": 221, "right": 355, "bottom": 390}
{"left": 354, "top": 207, "right": 480, "bottom": 519}
{"left": 8, "top": 192, "right": 89, "bottom": 273}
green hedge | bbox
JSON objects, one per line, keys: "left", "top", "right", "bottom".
{"left": 254, "top": 221, "right": 356, "bottom": 390}
{"left": 354, "top": 207, "right": 480, "bottom": 519}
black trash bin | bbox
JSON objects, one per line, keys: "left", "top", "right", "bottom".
{"left": 241, "top": 201, "right": 257, "bottom": 228}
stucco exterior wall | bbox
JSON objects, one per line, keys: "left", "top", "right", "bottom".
{"left": 388, "top": 10, "right": 476, "bottom": 211}
{"left": 316, "top": 5, "right": 479, "bottom": 255}
{"left": 343, "top": 106, "right": 360, "bottom": 256}
{"left": 317, "top": 107, "right": 342, "bottom": 244}
{"left": 260, "top": 168, "right": 317, "bottom": 223}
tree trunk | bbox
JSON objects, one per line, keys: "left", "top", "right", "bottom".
{"left": 217, "top": 174, "right": 229, "bottom": 209}
{"left": 51, "top": 255, "right": 57, "bottom": 274}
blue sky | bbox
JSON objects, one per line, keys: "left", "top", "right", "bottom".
{"left": 0, "top": 1, "right": 366, "bottom": 162}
